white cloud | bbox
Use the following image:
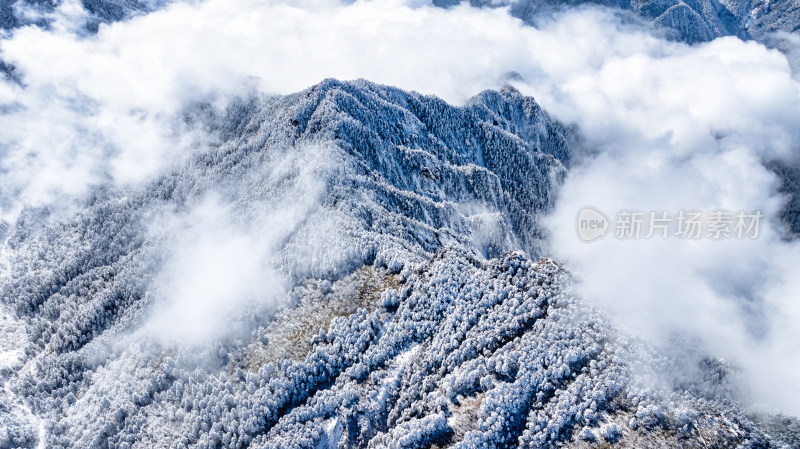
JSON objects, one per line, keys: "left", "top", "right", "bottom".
{"left": 0, "top": 0, "right": 529, "bottom": 220}
{"left": 142, "top": 193, "right": 284, "bottom": 345}
{"left": 139, "top": 143, "right": 329, "bottom": 346}
{"left": 534, "top": 21, "right": 800, "bottom": 415}
{"left": 0, "top": 0, "right": 799, "bottom": 415}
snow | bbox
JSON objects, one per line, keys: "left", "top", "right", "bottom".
{"left": 0, "top": 79, "right": 796, "bottom": 448}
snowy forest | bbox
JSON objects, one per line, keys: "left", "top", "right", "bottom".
{"left": 1, "top": 0, "right": 800, "bottom": 448}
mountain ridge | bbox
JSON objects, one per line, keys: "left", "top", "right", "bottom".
{"left": 0, "top": 79, "right": 797, "bottom": 448}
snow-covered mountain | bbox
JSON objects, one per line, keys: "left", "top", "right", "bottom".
{"left": 0, "top": 78, "right": 797, "bottom": 448}
{"left": 435, "top": 0, "right": 799, "bottom": 43}
{"left": 1, "top": 0, "right": 798, "bottom": 43}
{"left": 0, "top": 0, "right": 164, "bottom": 32}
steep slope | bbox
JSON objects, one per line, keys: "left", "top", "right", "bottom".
{"left": 0, "top": 79, "right": 796, "bottom": 448}
{"left": 746, "top": 0, "right": 800, "bottom": 38}
{"left": 767, "top": 160, "right": 800, "bottom": 237}
{"left": 0, "top": 79, "right": 571, "bottom": 447}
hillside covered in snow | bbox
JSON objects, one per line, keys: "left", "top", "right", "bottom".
{"left": 1, "top": 0, "right": 800, "bottom": 447}
{"left": 0, "top": 79, "right": 797, "bottom": 448}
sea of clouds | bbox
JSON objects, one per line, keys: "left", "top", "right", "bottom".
{"left": 1, "top": 0, "right": 799, "bottom": 415}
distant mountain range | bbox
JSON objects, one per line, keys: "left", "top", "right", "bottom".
{"left": 0, "top": 0, "right": 161, "bottom": 33}
{"left": 437, "top": 0, "right": 799, "bottom": 42}
{"left": 2, "top": 0, "right": 797, "bottom": 42}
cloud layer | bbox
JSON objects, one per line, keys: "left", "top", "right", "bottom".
{"left": 138, "top": 141, "right": 330, "bottom": 347}
{"left": 1, "top": 0, "right": 799, "bottom": 415}
{"left": 534, "top": 22, "right": 800, "bottom": 415}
